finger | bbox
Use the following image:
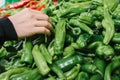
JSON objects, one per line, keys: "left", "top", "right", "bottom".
{"left": 33, "top": 27, "right": 51, "bottom": 35}
{"left": 34, "top": 21, "right": 53, "bottom": 31}
{"left": 31, "top": 9, "right": 50, "bottom": 21}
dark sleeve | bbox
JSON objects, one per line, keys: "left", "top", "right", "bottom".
{"left": 0, "top": 17, "right": 18, "bottom": 45}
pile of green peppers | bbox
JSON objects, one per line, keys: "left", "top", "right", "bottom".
{"left": 1, "top": 0, "right": 120, "bottom": 80}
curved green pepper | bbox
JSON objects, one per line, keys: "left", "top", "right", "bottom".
{"left": 104, "top": 59, "right": 120, "bottom": 80}
{"left": 10, "top": 68, "right": 41, "bottom": 80}
{"left": 64, "top": 64, "right": 80, "bottom": 80}
{"left": 102, "top": 7, "right": 115, "bottom": 44}
{"left": 69, "top": 19, "right": 93, "bottom": 35}
{"left": 40, "top": 44, "right": 52, "bottom": 64}
{"left": 0, "top": 67, "right": 30, "bottom": 80}
{"left": 81, "top": 63, "right": 103, "bottom": 76}
{"left": 21, "top": 40, "right": 33, "bottom": 64}
{"left": 32, "top": 45, "right": 50, "bottom": 75}
{"left": 54, "top": 19, "right": 66, "bottom": 55}
{"left": 63, "top": 45, "right": 75, "bottom": 58}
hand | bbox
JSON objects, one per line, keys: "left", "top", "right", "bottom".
{"left": 8, "top": 8, "right": 53, "bottom": 38}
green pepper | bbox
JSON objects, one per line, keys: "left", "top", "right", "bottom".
{"left": 0, "top": 47, "right": 8, "bottom": 58}
{"left": 76, "top": 71, "right": 89, "bottom": 80}
{"left": 112, "top": 33, "right": 120, "bottom": 43}
{"left": 10, "top": 68, "right": 41, "bottom": 80}
{"left": 90, "top": 74, "right": 102, "bottom": 80}
{"left": 64, "top": 64, "right": 80, "bottom": 80}
{"left": 48, "top": 39, "right": 54, "bottom": 56}
{"left": 39, "top": 44, "right": 52, "bottom": 64}
{"left": 69, "top": 19, "right": 93, "bottom": 35}
{"left": 65, "top": 34, "right": 74, "bottom": 44}
{"left": 50, "top": 64, "right": 66, "bottom": 79}
{"left": 44, "top": 75, "right": 56, "bottom": 80}
{"left": 32, "top": 45, "right": 50, "bottom": 75}
{"left": 63, "top": 45, "right": 75, "bottom": 58}
{"left": 111, "top": 75, "right": 120, "bottom": 80}
{"left": 88, "top": 41, "right": 115, "bottom": 60}
{"left": 104, "top": 0, "right": 119, "bottom": 12}
{"left": 60, "top": 1, "right": 96, "bottom": 17}
{"left": 0, "top": 67, "right": 30, "bottom": 80}
{"left": 81, "top": 63, "right": 103, "bottom": 76}
{"left": 102, "top": 5, "right": 115, "bottom": 44}
{"left": 96, "top": 44, "right": 114, "bottom": 60}
{"left": 55, "top": 54, "right": 83, "bottom": 72}
{"left": 113, "top": 44, "right": 120, "bottom": 53}
{"left": 76, "top": 33, "right": 90, "bottom": 49}
{"left": 79, "top": 12, "right": 94, "bottom": 25}
{"left": 104, "top": 59, "right": 120, "bottom": 80}
{"left": 54, "top": 19, "right": 66, "bottom": 55}
{"left": 21, "top": 40, "right": 33, "bottom": 64}
{"left": 93, "top": 58, "right": 106, "bottom": 75}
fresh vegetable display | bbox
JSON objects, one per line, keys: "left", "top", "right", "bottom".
{"left": 1, "top": 0, "right": 120, "bottom": 80}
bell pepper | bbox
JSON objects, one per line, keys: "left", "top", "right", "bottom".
{"left": 55, "top": 54, "right": 83, "bottom": 71}
{"left": 54, "top": 19, "right": 66, "bottom": 55}
{"left": 32, "top": 45, "right": 50, "bottom": 75}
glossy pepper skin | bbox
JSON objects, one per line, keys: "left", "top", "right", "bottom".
{"left": 102, "top": 5, "right": 115, "bottom": 44}
{"left": 104, "top": 59, "right": 120, "bottom": 80}
{"left": 60, "top": 1, "right": 96, "bottom": 17}
{"left": 54, "top": 19, "right": 66, "bottom": 55}
{"left": 63, "top": 45, "right": 75, "bottom": 58}
{"left": 39, "top": 44, "right": 52, "bottom": 64}
{"left": 10, "top": 68, "right": 41, "bottom": 80}
{"left": 32, "top": 45, "right": 50, "bottom": 75}
{"left": 76, "top": 33, "right": 90, "bottom": 49}
{"left": 104, "top": 0, "right": 119, "bottom": 12}
{"left": 88, "top": 41, "right": 115, "bottom": 60}
{"left": 0, "top": 67, "right": 29, "bottom": 80}
{"left": 69, "top": 19, "right": 93, "bottom": 35}
{"left": 50, "top": 64, "right": 66, "bottom": 79}
{"left": 55, "top": 54, "right": 83, "bottom": 72}
{"left": 90, "top": 74, "right": 101, "bottom": 80}
{"left": 64, "top": 64, "right": 80, "bottom": 80}
{"left": 81, "top": 63, "right": 103, "bottom": 76}
{"left": 93, "top": 58, "right": 106, "bottom": 75}
{"left": 112, "top": 33, "right": 120, "bottom": 43}
{"left": 21, "top": 40, "right": 33, "bottom": 64}
{"left": 76, "top": 71, "right": 89, "bottom": 80}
